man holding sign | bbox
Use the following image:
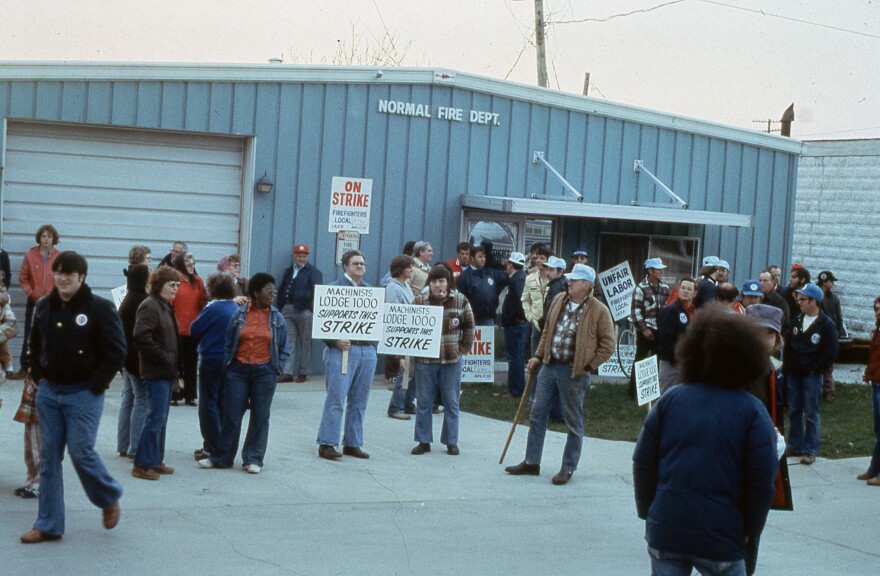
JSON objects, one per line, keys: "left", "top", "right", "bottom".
{"left": 505, "top": 264, "right": 615, "bottom": 485}
{"left": 411, "top": 265, "right": 475, "bottom": 456}
{"left": 316, "top": 250, "right": 379, "bottom": 461}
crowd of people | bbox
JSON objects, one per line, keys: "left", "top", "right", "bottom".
{"left": 2, "top": 223, "right": 878, "bottom": 576}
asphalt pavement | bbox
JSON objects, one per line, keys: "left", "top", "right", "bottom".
{"left": 1, "top": 375, "right": 877, "bottom": 575}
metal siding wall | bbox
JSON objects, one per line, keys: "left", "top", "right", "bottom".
{"left": 505, "top": 99, "right": 531, "bottom": 199}
{"left": 159, "top": 82, "right": 184, "bottom": 129}
{"left": 270, "top": 83, "right": 303, "bottom": 277}
{"left": 135, "top": 81, "right": 161, "bottom": 127}
{"left": 486, "top": 96, "right": 512, "bottom": 197}
{"left": 600, "top": 119, "right": 623, "bottom": 204}
{"left": 0, "top": 75, "right": 802, "bottom": 291}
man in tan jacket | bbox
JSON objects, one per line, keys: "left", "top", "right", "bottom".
{"left": 521, "top": 244, "right": 550, "bottom": 355}
{"left": 505, "top": 263, "right": 615, "bottom": 485}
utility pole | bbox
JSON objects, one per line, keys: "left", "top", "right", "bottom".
{"left": 534, "top": 0, "right": 549, "bottom": 87}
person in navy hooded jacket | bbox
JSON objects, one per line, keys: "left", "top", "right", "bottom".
{"left": 633, "top": 305, "right": 778, "bottom": 576}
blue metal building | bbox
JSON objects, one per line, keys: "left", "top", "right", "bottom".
{"left": 0, "top": 62, "right": 802, "bottom": 364}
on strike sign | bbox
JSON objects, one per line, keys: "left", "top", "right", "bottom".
{"left": 311, "top": 285, "right": 384, "bottom": 341}
{"left": 597, "top": 261, "right": 636, "bottom": 322}
{"left": 634, "top": 355, "right": 661, "bottom": 406}
{"left": 329, "top": 176, "right": 372, "bottom": 234}
{"left": 377, "top": 303, "right": 443, "bottom": 359}
{"left": 462, "top": 327, "right": 495, "bottom": 383}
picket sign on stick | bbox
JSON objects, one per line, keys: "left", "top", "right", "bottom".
{"left": 634, "top": 355, "right": 661, "bottom": 407}
{"left": 311, "top": 285, "right": 385, "bottom": 375}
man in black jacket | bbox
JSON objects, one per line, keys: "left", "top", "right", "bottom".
{"left": 657, "top": 277, "right": 696, "bottom": 394}
{"left": 457, "top": 246, "right": 508, "bottom": 326}
{"left": 21, "top": 251, "right": 127, "bottom": 544}
{"left": 785, "top": 283, "right": 839, "bottom": 465}
{"left": 275, "top": 244, "right": 323, "bottom": 383}
{"left": 817, "top": 270, "right": 844, "bottom": 402}
{"left": 501, "top": 252, "right": 528, "bottom": 397}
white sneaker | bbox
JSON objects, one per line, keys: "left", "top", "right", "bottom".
{"left": 245, "top": 464, "right": 261, "bottom": 475}
{"left": 197, "top": 458, "right": 215, "bottom": 469}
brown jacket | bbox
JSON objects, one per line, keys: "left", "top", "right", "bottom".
{"left": 134, "top": 296, "right": 181, "bottom": 380}
{"left": 535, "top": 292, "right": 616, "bottom": 378}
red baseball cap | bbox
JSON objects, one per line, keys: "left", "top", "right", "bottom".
{"left": 294, "top": 244, "right": 309, "bottom": 254}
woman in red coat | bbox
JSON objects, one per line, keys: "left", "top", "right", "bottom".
{"left": 172, "top": 252, "right": 206, "bottom": 406}
{"left": 18, "top": 224, "right": 60, "bottom": 375}
{"left": 857, "top": 296, "right": 880, "bottom": 486}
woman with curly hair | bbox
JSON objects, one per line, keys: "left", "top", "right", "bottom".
{"left": 633, "top": 304, "right": 779, "bottom": 576}
{"left": 131, "top": 267, "right": 182, "bottom": 481}
{"left": 171, "top": 252, "right": 206, "bottom": 406}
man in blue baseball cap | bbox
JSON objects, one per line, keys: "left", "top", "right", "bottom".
{"left": 784, "top": 282, "right": 839, "bottom": 465}
{"left": 506, "top": 263, "right": 615, "bottom": 486}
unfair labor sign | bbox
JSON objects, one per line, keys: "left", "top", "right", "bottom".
{"left": 597, "top": 261, "right": 636, "bottom": 322}
{"left": 634, "top": 355, "right": 661, "bottom": 406}
{"left": 311, "top": 285, "right": 385, "bottom": 341}
{"left": 377, "top": 303, "right": 443, "bottom": 359}
{"left": 329, "top": 176, "right": 372, "bottom": 234}
{"left": 462, "top": 327, "right": 494, "bottom": 383}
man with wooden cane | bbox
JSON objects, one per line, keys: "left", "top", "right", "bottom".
{"left": 504, "top": 264, "right": 615, "bottom": 485}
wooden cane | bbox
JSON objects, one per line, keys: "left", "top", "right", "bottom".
{"left": 341, "top": 349, "right": 349, "bottom": 375}
{"left": 499, "top": 369, "right": 536, "bottom": 465}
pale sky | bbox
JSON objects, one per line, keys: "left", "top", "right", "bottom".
{"left": 1, "top": 0, "right": 878, "bottom": 140}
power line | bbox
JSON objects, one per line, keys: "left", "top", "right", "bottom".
{"left": 549, "top": 0, "right": 880, "bottom": 40}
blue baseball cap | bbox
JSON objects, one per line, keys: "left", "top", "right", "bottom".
{"left": 742, "top": 280, "right": 762, "bottom": 297}
{"left": 565, "top": 263, "right": 596, "bottom": 283}
{"left": 644, "top": 257, "right": 667, "bottom": 270}
{"left": 795, "top": 283, "right": 823, "bottom": 302}
{"left": 702, "top": 255, "right": 720, "bottom": 267}
{"left": 571, "top": 248, "right": 589, "bottom": 258}
{"left": 717, "top": 259, "right": 730, "bottom": 270}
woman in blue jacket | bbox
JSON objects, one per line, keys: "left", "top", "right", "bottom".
{"left": 198, "top": 273, "right": 289, "bottom": 474}
{"left": 633, "top": 305, "right": 779, "bottom": 576}
{"left": 189, "top": 273, "right": 240, "bottom": 462}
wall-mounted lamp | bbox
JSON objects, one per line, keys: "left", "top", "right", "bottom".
{"left": 255, "top": 172, "right": 274, "bottom": 194}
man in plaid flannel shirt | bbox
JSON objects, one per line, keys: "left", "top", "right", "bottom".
{"left": 505, "top": 263, "right": 615, "bottom": 486}
{"left": 629, "top": 258, "right": 670, "bottom": 395}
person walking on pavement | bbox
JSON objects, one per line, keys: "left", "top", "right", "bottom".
{"left": 20, "top": 251, "right": 126, "bottom": 543}
{"left": 785, "top": 283, "right": 839, "bottom": 466}
{"left": 505, "top": 264, "right": 615, "bottom": 486}
{"left": 276, "top": 244, "right": 323, "bottom": 383}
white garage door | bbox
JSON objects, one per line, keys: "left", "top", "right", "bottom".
{"left": 1, "top": 121, "right": 248, "bottom": 365}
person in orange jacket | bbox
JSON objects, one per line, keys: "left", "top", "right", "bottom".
{"left": 17, "top": 224, "right": 60, "bottom": 376}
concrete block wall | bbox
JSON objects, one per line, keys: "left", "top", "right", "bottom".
{"left": 793, "top": 140, "right": 880, "bottom": 339}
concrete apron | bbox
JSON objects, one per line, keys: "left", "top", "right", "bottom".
{"left": 1, "top": 376, "right": 877, "bottom": 575}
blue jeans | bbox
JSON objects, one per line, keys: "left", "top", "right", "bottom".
{"left": 317, "top": 345, "right": 377, "bottom": 448}
{"left": 34, "top": 382, "right": 123, "bottom": 536}
{"left": 787, "top": 372, "right": 822, "bottom": 455}
{"left": 648, "top": 546, "right": 746, "bottom": 576}
{"left": 198, "top": 357, "right": 225, "bottom": 456}
{"left": 388, "top": 368, "right": 416, "bottom": 414}
{"left": 525, "top": 363, "right": 589, "bottom": 472}
{"left": 134, "top": 379, "right": 172, "bottom": 469}
{"left": 414, "top": 359, "right": 462, "bottom": 446}
{"left": 503, "top": 322, "right": 530, "bottom": 397}
{"left": 869, "top": 383, "right": 880, "bottom": 476}
{"left": 212, "top": 361, "right": 277, "bottom": 468}
{"left": 117, "top": 370, "right": 148, "bottom": 455}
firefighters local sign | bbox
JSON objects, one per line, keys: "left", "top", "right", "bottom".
{"left": 329, "top": 176, "right": 372, "bottom": 234}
